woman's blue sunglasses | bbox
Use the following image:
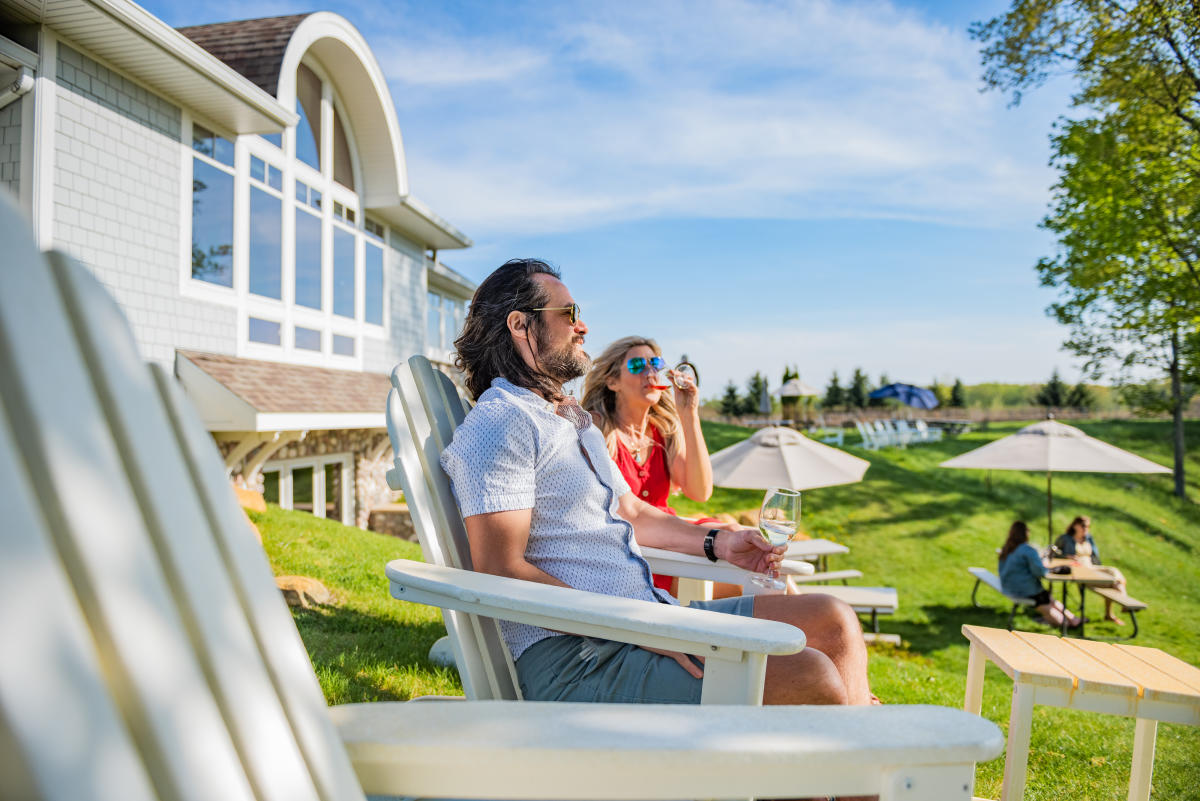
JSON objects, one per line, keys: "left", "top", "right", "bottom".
{"left": 626, "top": 356, "right": 667, "bottom": 374}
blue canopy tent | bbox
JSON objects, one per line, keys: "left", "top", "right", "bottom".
{"left": 868, "top": 383, "right": 939, "bottom": 409}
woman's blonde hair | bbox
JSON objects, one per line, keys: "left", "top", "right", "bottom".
{"left": 581, "top": 336, "right": 681, "bottom": 464}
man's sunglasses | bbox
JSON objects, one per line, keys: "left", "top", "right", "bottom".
{"left": 627, "top": 356, "right": 668, "bottom": 374}
{"left": 528, "top": 303, "right": 581, "bottom": 325}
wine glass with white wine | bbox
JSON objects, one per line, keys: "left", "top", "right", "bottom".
{"left": 749, "top": 487, "right": 801, "bottom": 590}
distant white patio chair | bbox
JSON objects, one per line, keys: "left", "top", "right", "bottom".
{"left": 916, "top": 418, "right": 944, "bottom": 442}
{"left": 0, "top": 194, "right": 1003, "bottom": 801}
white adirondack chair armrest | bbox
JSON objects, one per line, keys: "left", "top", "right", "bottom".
{"left": 331, "top": 700, "right": 1005, "bottom": 800}
{"left": 386, "top": 559, "right": 806, "bottom": 661}
{"left": 639, "top": 546, "right": 815, "bottom": 584}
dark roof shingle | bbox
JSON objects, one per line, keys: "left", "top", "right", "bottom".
{"left": 179, "top": 350, "right": 391, "bottom": 415}
{"left": 177, "top": 14, "right": 312, "bottom": 96}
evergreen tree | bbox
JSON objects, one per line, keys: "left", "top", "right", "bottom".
{"left": 950, "top": 379, "right": 967, "bottom": 408}
{"left": 1066, "top": 381, "right": 1095, "bottom": 411}
{"left": 741, "top": 372, "right": 769, "bottom": 416}
{"left": 719, "top": 381, "right": 742, "bottom": 417}
{"left": 822, "top": 372, "right": 845, "bottom": 411}
{"left": 868, "top": 373, "right": 890, "bottom": 408}
{"left": 780, "top": 365, "right": 801, "bottom": 422}
{"left": 847, "top": 368, "right": 870, "bottom": 410}
{"left": 1035, "top": 370, "right": 1069, "bottom": 409}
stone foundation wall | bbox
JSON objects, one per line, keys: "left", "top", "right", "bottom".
{"left": 219, "top": 427, "right": 395, "bottom": 529}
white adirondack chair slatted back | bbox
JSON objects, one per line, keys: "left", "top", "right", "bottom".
{"left": 386, "top": 356, "right": 521, "bottom": 700}
{"left": 0, "top": 384, "right": 160, "bottom": 801}
{"left": 385, "top": 385, "right": 514, "bottom": 699}
{"left": 0, "top": 201, "right": 363, "bottom": 801}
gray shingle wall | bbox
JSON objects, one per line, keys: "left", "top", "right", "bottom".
{"left": 363, "top": 231, "right": 425, "bottom": 373}
{"left": 52, "top": 43, "right": 235, "bottom": 368}
{"left": 0, "top": 96, "right": 20, "bottom": 196}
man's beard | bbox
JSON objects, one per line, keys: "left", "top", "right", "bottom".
{"left": 534, "top": 327, "right": 590, "bottom": 384}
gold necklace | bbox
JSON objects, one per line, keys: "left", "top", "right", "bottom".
{"left": 618, "top": 424, "right": 650, "bottom": 461}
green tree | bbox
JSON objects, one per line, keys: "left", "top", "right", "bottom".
{"left": 719, "top": 381, "right": 742, "bottom": 417}
{"left": 1065, "top": 381, "right": 1096, "bottom": 411}
{"left": 929, "top": 379, "right": 951, "bottom": 407}
{"left": 822, "top": 372, "right": 845, "bottom": 411}
{"left": 976, "top": 1, "right": 1200, "bottom": 497}
{"left": 1035, "top": 370, "right": 1070, "bottom": 409}
{"left": 780, "top": 364, "right": 801, "bottom": 422}
{"left": 741, "top": 372, "right": 769, "bottom": 416}
{"left": 868, "top": 373, "right": 891, "bottom": 408}
{"left": 950, "top": 379, "right": 967, "bottom": 408}
{"left": 847, "top": 368, "right": 870, "bottom": 410}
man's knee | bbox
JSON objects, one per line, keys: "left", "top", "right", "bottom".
{"left": 759, "top": 592, "right": 861, "bottom": 636}
{"left": 765, "top": 648, "right": 848, "bottom": 705}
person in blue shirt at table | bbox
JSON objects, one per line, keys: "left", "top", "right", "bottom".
{"left": 998, "top": 520, "right": 1082, "bottom": 629}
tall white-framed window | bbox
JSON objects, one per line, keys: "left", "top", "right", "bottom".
{"left": 181, "top": 55, "right": 389, "bottom": 369}
{"left": 426, "top": 287, "right": 467, "bottom": 360}
{"left": 260, "top": 453, "right": 352, "bottom": 525}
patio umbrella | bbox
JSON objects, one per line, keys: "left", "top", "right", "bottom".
{"left": 710, "top": 426, "right": 870, "bottom": 491}
{"left": 939, "top": 419, "right": 1170, "bottom": 544}
{"left": 773, "top": 378, "right": 820, "bottom": 397}
{"left": 868, "top": 382, "right": 939, "bottom": 409}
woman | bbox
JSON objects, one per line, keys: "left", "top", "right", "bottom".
{"left": 1054, "top": 515, "right": 1128, "bottom": 625}
{"left": 581, "top": 337, "right": 721, "bottom": 594}
{"left": 998, "top": 521, "right": 1082, "bottom": 629}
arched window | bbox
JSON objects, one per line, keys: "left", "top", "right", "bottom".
{"left": 184, "top": 56, "right": 387, "bottom": 368}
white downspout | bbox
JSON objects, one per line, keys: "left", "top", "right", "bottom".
{"left": 0, "top": 67, "right": 33, "bottom": 112}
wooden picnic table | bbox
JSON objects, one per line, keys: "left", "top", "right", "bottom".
{"left": 1043, "top": 558, "right": 1116, "bottom": 638}
{"left": 962, "top": 624, "right": 1200, "bottom": 801}
{"left": 785, "top": 538, "right": 849, "bottom": 573}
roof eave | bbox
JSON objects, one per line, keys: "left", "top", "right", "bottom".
{"left": 38, "top": 0, "right": 297, "bottom": 133}
{"left": 371, "top": 194, "right": 472, "bottom": 251}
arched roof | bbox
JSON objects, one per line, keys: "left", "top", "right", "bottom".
{"left": 181, "top": 12, "right": 409, "bottom": 204}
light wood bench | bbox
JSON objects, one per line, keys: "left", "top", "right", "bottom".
{"left": 1091, "top": 586, "right": 1148, "bottom": 638}
{"left": 792, "top": 585, "right": 898, "bottom": 635}
{"left": 790, "top": 568, "right": 864, "bottom": 585}
{"left": 968, "top": 567, "right": 1036, "bottom": 629}
{"left": 962, "top": 624, "right": 1200, "bottom": 801}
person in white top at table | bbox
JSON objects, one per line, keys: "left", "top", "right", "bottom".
{"left": 1054, "top": 515, "right": 1128, "bottom": 626}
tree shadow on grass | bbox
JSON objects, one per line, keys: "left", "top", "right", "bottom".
{"left": 882, "top": 603, "right": 1056, "bottom": 655}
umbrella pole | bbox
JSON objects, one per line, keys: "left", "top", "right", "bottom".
{"left": 1046, "top": 471, "right": 1053, "bottom": 546}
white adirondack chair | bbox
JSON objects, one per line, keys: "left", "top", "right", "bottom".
{"left": 855, "top": 420, "right": 879, "bottom": 450}
{"left": 916, "top": 418, "right": 944, "bottom": 442}
{"left": 0, "top": 195, "right": 1004, "bottom": 801}
{"left": 385, "top": 355, "right": 816, "bottom": 704}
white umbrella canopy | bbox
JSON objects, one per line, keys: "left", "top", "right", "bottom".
{"left": 710, "top": 426, "right": 870, "bottom": 491}
{"left": 939, "top": 419, "right": 1170, "bottom": 543}
{"left": 774, "top": 378, "right": 820, "bottom": 397}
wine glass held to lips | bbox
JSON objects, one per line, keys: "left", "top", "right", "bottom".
{"left": 749, "top": 487, "right": 800, "bottom": 591}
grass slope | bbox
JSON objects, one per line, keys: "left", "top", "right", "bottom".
{"left": 258, "top": 418, "right": 1200, "bottom": 800}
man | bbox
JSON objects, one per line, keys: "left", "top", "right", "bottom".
{"left": 441, "top": 258, "right": 872, "bottom": 706}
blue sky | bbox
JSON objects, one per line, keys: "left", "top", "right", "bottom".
{"left": 146, "top": 0, "right": 1080, "bottom": 396}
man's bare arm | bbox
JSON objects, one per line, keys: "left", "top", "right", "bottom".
{"left": 617, "top": 492, "right": 782, "bottom": 574}
{"left": 463, "top": 508, "right": 569, "bottom": 587}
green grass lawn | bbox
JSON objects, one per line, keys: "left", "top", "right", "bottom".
{"left": 256, "top": 417, "right": 1200, "bottom": 800}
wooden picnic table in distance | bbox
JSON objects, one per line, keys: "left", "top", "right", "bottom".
{"left": 962, "top": 624, "right": 1200, "bottom": 801}
{"left": 785, "top": 538, "right": 849, "bottom": 572}
{"left": 1043, "top": 558, "right": 1116, "bottom": 638}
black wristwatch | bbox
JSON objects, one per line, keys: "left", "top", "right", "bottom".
{"left": 703, "top": 529, "right": 721, "bottom": 562}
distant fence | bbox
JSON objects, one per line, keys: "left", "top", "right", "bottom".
{"left": 703, "top": 402, "right": 1200, "bottom": 428}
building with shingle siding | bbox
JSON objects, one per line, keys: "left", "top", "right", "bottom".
{"left": 0, "top": 2, "right": 474, "bottom": 528}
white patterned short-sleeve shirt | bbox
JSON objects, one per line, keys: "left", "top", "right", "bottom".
{"left": 440, "top": 377, "right": 675, "bottom": 658}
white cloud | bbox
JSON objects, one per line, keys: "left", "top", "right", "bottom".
{"left": 383, "top": 0, "right": 1063, "bottom": 236}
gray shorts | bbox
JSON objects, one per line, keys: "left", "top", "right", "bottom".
{"left": 515, "top": 595, "right": 756, "bottom": 704}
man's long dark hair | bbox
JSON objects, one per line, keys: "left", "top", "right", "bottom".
{"left": 998, "top": 520, "right": 1029, "bottom": 563}
{"left": 454, "top": 258, "right": 565, "bottom": 401}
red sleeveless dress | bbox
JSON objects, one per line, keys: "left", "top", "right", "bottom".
{"left": 614, "top": 427, "right": 719, "bottom": 593}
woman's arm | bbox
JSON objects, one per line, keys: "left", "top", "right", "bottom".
{"left": 668, "top": 378, "right": 713, "bottom": 502}
{"left": 1025, "top": 546, "right": 1047, "bottom": 578}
